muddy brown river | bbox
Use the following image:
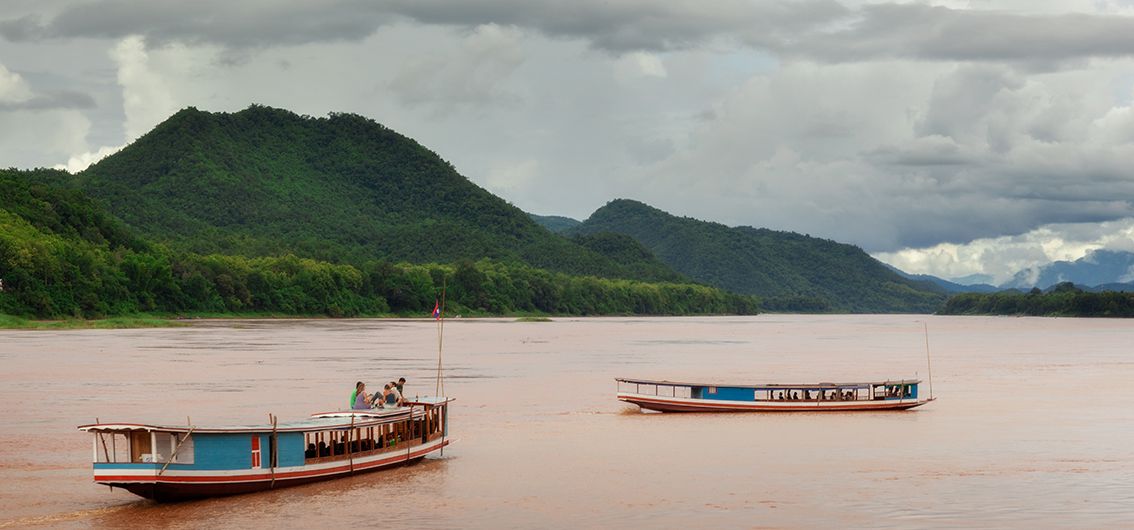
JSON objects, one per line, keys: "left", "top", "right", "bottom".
{"left": 1, "top": 315, "right": 1132, "bottom": 528}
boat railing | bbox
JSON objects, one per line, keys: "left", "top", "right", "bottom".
{"left": 617, "top": 380, "right": 693, "bottom": 399}
{"left": 303, "top": 403, "right": 446, "bottom": 464}
{"left": 618, "top": 378, "right": 921, "bottom": 403}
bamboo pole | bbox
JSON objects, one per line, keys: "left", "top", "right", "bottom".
{"left": 435, "top": 279, "right": 447, "bottom": 396}
{"left": 159, "top": 427, "right": 195, "bottom": 476}
{"left": 924, "top": 322, "right": 935, "bottom": 400}
{"left": 269, "top": 414, "right": 277, "bottom": 488}
{"left": 98, "top": 433, "right": 111, "bottom": 463}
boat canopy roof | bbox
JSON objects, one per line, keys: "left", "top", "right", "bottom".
{"left": 616, "top": 377, "right": 921, "bottom": 390}
{"left": 78, "top": 397, "right": 453, "bottom": 434}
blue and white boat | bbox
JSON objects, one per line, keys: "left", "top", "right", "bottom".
{"left": 617, "top": 378, "right": 933, "bottom": 412}
{"left": 77, "top": 397, "right": 452, "bottom": 501}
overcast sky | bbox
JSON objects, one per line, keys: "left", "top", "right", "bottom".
{"left": 5, "top": 0, "right": 1134, "bottom": 283}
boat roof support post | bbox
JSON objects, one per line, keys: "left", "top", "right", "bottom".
{"left": 159, "top": 426, "right": 196, "bottom": 476}
{"left": 348, "top": 414, "right": 355, "bottom": 474}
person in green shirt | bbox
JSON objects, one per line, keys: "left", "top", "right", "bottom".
{"left": 350, "top": 381, "right": 371, "bottom": 409}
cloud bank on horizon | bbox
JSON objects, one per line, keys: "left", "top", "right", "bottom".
{"left": 4, "top": 0, "right": 1134, "bottom": 281}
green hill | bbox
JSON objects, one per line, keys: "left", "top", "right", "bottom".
{"left": 572, "top": 199, "right": 946, "bottom": 313}
{"left": 529, "top": 213, "right": 581, "bottom": 233}
{"left": 72, "top": 105, "right": 674, "bottom": 282}
{"left": 0, "top": 169, "right": 755, "bottom": 319}
{"left": 0, "top": 167, "right": 161, "bottom": 316}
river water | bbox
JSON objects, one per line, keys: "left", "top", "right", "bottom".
{"left": 0, "top": 315, "right": 1131, "bottom": 528}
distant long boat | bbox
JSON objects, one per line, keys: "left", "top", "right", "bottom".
{"left": 77, "top": 398, "right": 452, "bottom": 501}
{"left": 616, "top": 378, "right": 933, "bottom": 412}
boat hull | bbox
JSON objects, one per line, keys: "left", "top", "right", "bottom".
{"left": 619, "top": 393, "right": 933, "bottom": 413}
{"left": 96, "top": 438, "right": 450, "bottom": 502}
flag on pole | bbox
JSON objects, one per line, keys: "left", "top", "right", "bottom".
{"left": 432, "top": 300, "right": 441, "bottom": 319}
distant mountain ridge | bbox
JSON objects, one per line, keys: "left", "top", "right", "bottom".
{"left": 529, "top": 214, "right": 581, "bottom": 233}
{"left": 885, "top": 266, "right": 999, "bottom": 294}
{"left": 570, "top": 199, "right": 946, "bottom": 313}
{"left": 70, "top": 105, "right": 676, "bottom": 282}
{"left": 1003, "top": 249, "right": 1134, "bottom": 289}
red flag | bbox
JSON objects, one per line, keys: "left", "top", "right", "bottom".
{"left": 432, "top": 300, "right": 441, "bottom": 319}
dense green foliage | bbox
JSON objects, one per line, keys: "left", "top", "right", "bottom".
{"left": 572, "top": 199, "right": 946, "bottom": 313}
{"left": 71, "top": 105, "right": 674, "bottom": 282}
{"left": 529, "top": 213, "right": 581, "bottom": 233}
{"left": 1, "top": 169, "right": 756, "bottom": 319}
{"left": 571, "top": 232, "right": 686, "bottom": 283}
{"left": 939, "top": 283, "right": 1134, "bottom": 317}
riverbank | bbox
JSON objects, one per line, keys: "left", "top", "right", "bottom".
{"left": 0, "top": 314, "right": 189, "bottom": 330}
{"left": 0, "top": 311, "right": 569, "bottom": 330}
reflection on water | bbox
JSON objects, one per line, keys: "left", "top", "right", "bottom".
{"left": 1, "top": 315, "right": 1133, "bottom": 528}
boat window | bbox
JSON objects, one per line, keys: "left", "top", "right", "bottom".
{"left": 94, "top": 432, "right": 129, "bottom": 463}
{"left": 148, "top": 432, "right": 195, "bottom": 464}
{"left": 708, "top": 387, "right": 716, "bottom": 394}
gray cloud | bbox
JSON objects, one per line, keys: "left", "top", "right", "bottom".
{"left": 793, "top": 4, "right": 1134, "bottom": 64}
{"left": 0, "top": 0, "right": 391, "bottom": 48}
{"left": 380, "top": 0, "right": 847, "bottom": 53}
{"left": 8, "top": 1, "right": 1134, "bottom": 66}
{"left": 0, "top": 89, "right": 95, "bottom": 111}
{"left": 7, "top": 1, "right": 1134, "bottom": 282}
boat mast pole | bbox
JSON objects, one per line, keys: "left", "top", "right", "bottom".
{"left": 923, "top": 322, "right": 934, "bottom": 400}
{"left": 435, "top": 278, "right": 447, "bottom": 397}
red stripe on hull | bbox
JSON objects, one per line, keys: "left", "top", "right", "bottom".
{"left": 96, "top": 440, "right": 449, "bottom": 501}
{"left": 620, "top": 395, "right": 931, "bottom": 412}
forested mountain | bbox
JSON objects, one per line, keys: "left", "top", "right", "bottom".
{"left": 529, "top": 214, "right": 581, "bottom": 233}
{"left": 0, "top": 168, "right": 756, "bottom": 319}
{"left": 571, "top": 199, "right": 946, "bottom": 313}
{"left": 71, "top": 105, "right": 673, "bottom": 282}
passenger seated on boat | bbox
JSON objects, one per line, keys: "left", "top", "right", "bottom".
{"left": 318, "top": 441, "right": 329, "bottom": 457}
{"left": 305, "top": 443, "right": 317, "bottom": 459}
{"left": 373, "top": 383, "right": 391, "bottom": 408}
{"left": 388, "top": 380, "right": 405, "bottom": 406}
{"left": 351, "top": 382, "right": 372, "bottom": 410}
{"left": 777, "top": 392, "right": 784, "bottom": 400}
{"left": 379, "top": 382, "right": 403, "bottom": 408}
{"left": 791, "top": 391, "right": 799, "bottom": 400}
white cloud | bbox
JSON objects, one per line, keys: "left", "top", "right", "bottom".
{"left": 874, "top": 217, "right": 1134, "bottom": 283}
{"left": 111, "top": 35, "right": 179, "bottom": 141}
{"left": 0, "top": 61, "right": 92, "bottom": 166}
{"left": 54, "top": 144, "right": 124, "bottom": 173}
{"left": 615, "top": 52, "right": 667, "bottom": 80}
{"left": 485, "top": 159, "right": 540, "bottom": 197}
{"left": 0, "top": 63, "right": 33, "bottom": 101}
{"left": 387, "top": 23, "right": 526, "bottom": 113}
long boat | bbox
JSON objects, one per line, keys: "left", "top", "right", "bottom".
{"left": 616, "top": 378, "right": 933, "bottom": 412}
{"left": 77, "top": 397, "right": 452, "bottom": 501}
